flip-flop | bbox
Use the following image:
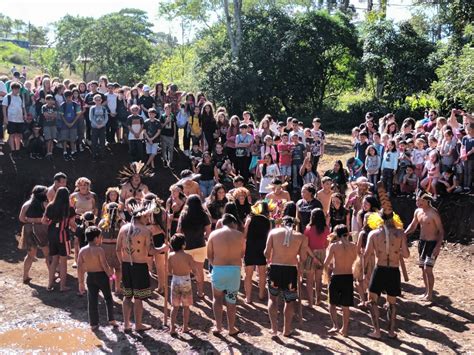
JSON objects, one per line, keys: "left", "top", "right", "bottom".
{"left": 388, "top": 333, "right": 398, "bottom": 339}
{"left": 283, "top": 330, "right": 298, "bottom": 338}
{"left": 124, "top": 328, "right": 133, "bottom": 334}
{"left": 135, "top": 325, "right": 152, "bottom": 332}
{"left": 211, "top": 327, "right": 222, "bottom": 336}
{"left": 46, "top": 285, "right": 54, "bottom": 292}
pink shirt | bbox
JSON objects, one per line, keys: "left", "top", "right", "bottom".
{"left": 304, "top": 226, "right": 329, "bottom": 250}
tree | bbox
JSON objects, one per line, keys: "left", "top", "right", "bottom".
{"left": 82, "top": 9, "right": 154, "bottom": 84}
{"left": 0, "top": 15, "right": 13, "bottom": 38}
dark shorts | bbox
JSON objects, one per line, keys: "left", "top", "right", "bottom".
{"left": 267, "top": 264, "right": 298, "bottom": 303}
{"left": 121, "top": 262, "right": 151, "bottom": 300}
{"left": 7, "top": 122, "right": 24, "bottom": 134}
{"left": 152, "top": 233, "right": 165, "bottom": 249}
{"left": 418, "top": 239, "right": 437, "bottom": 268}
{"left": 329, "top": 274, "right": 354, "bottom": 307}
{"left": 369, "top": 266, "right": 401, "bottom": 297}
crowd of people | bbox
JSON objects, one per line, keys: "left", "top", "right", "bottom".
{"left": 11, "top": 72, "right": 473, "bottom": 342}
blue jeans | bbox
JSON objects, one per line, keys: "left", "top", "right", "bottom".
{"left": 292, "top": 163, "right": 302, "bottom": 189}
{"left": 199, "top": 179, "right": 215, "bottom": 198}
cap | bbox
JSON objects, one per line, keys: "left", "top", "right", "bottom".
{"left": 143, "top": 85, "right": 151, "bottom": 92}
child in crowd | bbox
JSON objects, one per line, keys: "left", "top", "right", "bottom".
{"left": 235, "top": 123, "right": 253, "bottom": 182}
{"left": 436, "top": 167, "right": 461, "bottom": 195}
{"left": 354, "top": 131, "right": 369, "bottom": 167}
{"left": 212, "top": 142, "right": 233, "bottom": 181}
{"left": 440, "top": 130, "right": 456, "bottom": 172}
{"left": 346, "top": 157, "right": 363, "bottom": 182}
{"left": 77, "top": 226, "right": 117, "bottom": 330}
{"left": 310, "top": 117, "right": 325, "bottom": 170}
{"left": 127, "top": 104, "right": 145, "bottom": 162}
{"left": 258, "top": 153, "right": 280, "bottom": 197}
{"left": 365, "top": 145, "right": 381, "bottom": 189}
{"left": 461, "top": 123, "right": 474, "bottom": 192}
{"left": 421, "top": 150, "right": 441, "bottom": 197}
{"left": 59, "top": 90, "right": 81, "bottom": 161}
{"left": 381, "top": 140, "right": 398, "bottom": 197}
{"left": 190, "top": 142, "right": 203, "bottom": 171}
{"left": 291, "top": 133, "right": 306, "bottom": 192}
{"left": 27, "top": 124, "right": 45, "bottom": 159}
{"left": 249, "top": 134, "right": 263, "bottom": 184}
{"left": 168, "top": 233, "right": 196, "bottom": 335}
{"left": 41, "top": 94, "right": 57, "bottom": 160}
{"left": 277, "top": 133, "right": 292, "bottom": 181}
{"left": 373, "top": 132, "right": 384, "bottom": 157}
{"left": 300, "top": 154, "right": 321, "bottom": 189}
{"left": 188, "top": 105, "right": 203, "bottom": 151}
{"left": 411, "top": 138, "right": 427, "bottom": 178}
{"left": 400, "top": 164, "right": 418, "bottom": 194}
{"left": 144, "top": 108, "right": 161, "bottom": 169}
{"left": 261, "top": 135, "right": 277, "bottom": 162}
{"left": 89, "top": 94, "right": 108, "bottom": 160}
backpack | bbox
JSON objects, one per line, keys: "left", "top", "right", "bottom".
{"left": 5, "top": 93, "right": 22, "bottom": 107}
{"left": 176, "top": 110, "right": 188, "bottom": 128}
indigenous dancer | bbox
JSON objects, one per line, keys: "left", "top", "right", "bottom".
{"left": 118, "top": 161, "right": 153, "bottom": 203}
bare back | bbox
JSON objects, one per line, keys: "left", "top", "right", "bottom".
{"left": 265, "top": 227, "right": 307, "bottom": 266}
{"left": 366, "top": 227, "right": 406, "bottom": 267}
{"left": 183, "top": 180, "right": 200, "bottom": 197}
{"left": 116, "top": 222, "right": 152, "bottom": 264}
{"left": 207, "top": 226, "right": 244, "bottom": 266}
{"left": 168, "top": 251, "right": 194, "bottom": 276}
{"left": 78, "top": 245, "right": 108, "bottom": 273}
{"left": 326, "top": 239, "right": 357, "bottom": 275}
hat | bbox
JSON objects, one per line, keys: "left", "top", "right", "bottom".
{"left": 143, "top": 85, "right": 151, "bottom": 92}
{"left": 355, "top": 176, "right": 373, "bottom": 187}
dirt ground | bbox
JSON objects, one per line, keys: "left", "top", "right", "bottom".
{"left": 0, "top": 134, "right": 473, "bottom": 354}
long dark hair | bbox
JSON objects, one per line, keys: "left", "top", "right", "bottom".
{"left": 333, "top": 160, "right": 347, "bottom": 185}
{"left": 29, "top": 185, "right": 48, "bottom": 213}
{"left": 223, "top": 201, "right": 243, "bottom": 228}
{"left": 46, "top": 187, "right": 70, "bottom": 220}
{"left": 283, "top": 201, "right": 297, "bottom": 219}
{"left": 206, "top": 183, "right": 226, "bottom": 205}
{"left": 180, "top": 194, "right": 208, "bottom": 229}
{"left": 262, "top": 153, "right": 274, "bottom": 177}
{"left": 309, "top": 208, "right": 326, "bottom": 234}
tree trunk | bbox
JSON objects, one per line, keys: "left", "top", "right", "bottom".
{"left": 379, "top": 0, "right": 387, "bottom": 17}
{"left": 367, "top": 0, "right": 373, "bottom": 12}
{"left": 222, "top": 0, "right": 242, "bottom": 60}
{"left": 376, "top": 74, "right": 384, "bottom": 99}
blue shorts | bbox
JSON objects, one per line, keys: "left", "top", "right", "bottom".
{"left": 146, "top": 142, "right": 158, "bottom": 155}
{"left": 280, "top": 165, "right": 291, "bottom": 177}
{"left": 211, "top": 265, "right": 241, "bottom": 304}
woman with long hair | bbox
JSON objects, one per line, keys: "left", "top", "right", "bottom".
{"left": 166, "top": 184, "right": 186, "bottom": 237}
{"left": 70, "top": 177, "right": 98, "bottom": 267}
{"left": 216, "top": 111, "right": 229, "bottom": 146}
{"left": 303, "top": 208, "right": 329, "bottom": 306}
{"left": 18, "top": 185, "right": 49, "bottom": 284}
{"left": 329, "top": 193, "right": 350, "bottom": 231}
{"left": 127, "top": 87, "right": 140, "bottom": 112}
{"left": 258, "top": 153, "right": 280, "bottom": 197}
{"left": 178, "top": 194, "right": 211, "bottom": 298}
{"left": 216, "top": 201, "right": 244, "bottom": 232}
{"left": 355, "top": 195, "right": 379, "bottom": 306}
{"left": 43, "top": 187, "right": 75, "bottom": 292}
{"left": 226, "top": 115, "right": 240, "bottom": 165}
{"left": 324, "top": 160, "right": 348, "bottom": 194}
{"left": 205, "top": 184, "right": 228, "bottom": 228}
{"left": 197, "top": 152, "right": 218, "bottom": 198}
{"left": 243, "top": 201, "right": 271, "bottom": 303}
{"left": 153, "top": 82, "right": 166, "bottom": 116}
{"left": 78, "top": 81, "right": 88, "bottom": 99}
{"left": 201, "top": 102, "right": 217, "bottom": 152}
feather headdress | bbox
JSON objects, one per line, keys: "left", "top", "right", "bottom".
{"left": 367, "top": 181, "right": 403, "bottom": 230}
{"left": 117, "top": 161, "right": 154, "bottom": 184}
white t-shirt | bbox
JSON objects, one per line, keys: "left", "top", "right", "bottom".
{"left": 2, "top": 94, "right": 24, "bottom": 123}
{"left": 0, "top": 81, "right": 6, "bottom": 95}
{"left": 105, "top": 93, "right": 117, "bottom": 114}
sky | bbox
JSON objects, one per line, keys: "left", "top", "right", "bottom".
{"left": 1, "top": 0, "right": 415, "bottom": 42}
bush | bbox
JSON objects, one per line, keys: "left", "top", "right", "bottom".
{"left": 0, "top": 42, "right": 28, "bottom": 65}
{"left": 6, "top": 53, "right": 24, "bottom": 65}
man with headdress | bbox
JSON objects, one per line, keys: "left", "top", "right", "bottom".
{"left": 116, "top": 201, "right": 168, "bottom": 332}
{"left": 264, "top": 216, "right": 308, "bottom": 337}
{"left": 118, "top": 162, "right": 152, "bottom": 203}
{"left": 404, "top": 191, "right": 444, "bottom": 301}
{"left": 364, "top": 182, "right": 409, "bottom": 339}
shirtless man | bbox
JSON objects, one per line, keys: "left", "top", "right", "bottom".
{"left": 317, "top": 177, "right": 333, "bottom": 215}
{"left": 120, "top": 174, "right": 149, "bottom": 203}
{"left": 178, "top": 170, "right": 201, "bottom": 197}
{"left": 323, "top": 225, "right": 358, "bottom": 337}
{"left": 265, "top": 178, "right": 291, "bottom": 203}
{"left": 364, "top": 212, "right": 409, "bottom": 339}
{"left": 264, "top": 216, "right": 308, "bottom": 337}
{"left": 404, "top": 193, "right": 444, "bottom": 301}
{"left": 207, "top": 214, "right": 245, "bottom": 336}
{"left": 77, "top": 226, "right": 117, "bottom": 330}
{"left": 46, "top": 172, "right": 68, "bottom": 202}
{"left": 116, "top": 205, "right": 168, "bottom": 332}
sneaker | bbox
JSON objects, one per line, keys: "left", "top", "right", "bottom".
{"left": 35, "top": 154, "right": 43, "bottom": 160}
{"left": 162, "top": 161, "right": 168, "bottom": 168}
{"left": 184, "top": 150, "right": 190, "bottom": 157}
{"left": 70, "top": 152, "right": 77, "bottom": 161}
{"left": 64, "top": 153, "right": 70, "bottom": 161}
{"left": 30, "top": 153, "right": 36, "bottom": 159}
{"left": 46, "top": 154, "right": 53, "bottom": 161}
{"left": 79, "top": 144, "right": 85, "bottom": 152}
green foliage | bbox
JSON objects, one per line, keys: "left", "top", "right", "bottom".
{"left": 145, "top": 44, "right": 199, "bottom": 92}
{"left": 0, "top": 42, "right": 29, "bottom": 65}
{"left": 431, "top": 38, "right": 474, "bottom": 111}
{"left": 32, "top": 47, "right": 61, "bottom": 77}
{"left": 405, "top": 92, "right": 440, "bottom": 111}
{"left": 0, "top": 15, "right": 48, "bottom": 45}
{"left": 361, "top": 17, "right": 436, "bottom": 103}
{"left": 197, "top": 10, "right": 360, "bottom": 118}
